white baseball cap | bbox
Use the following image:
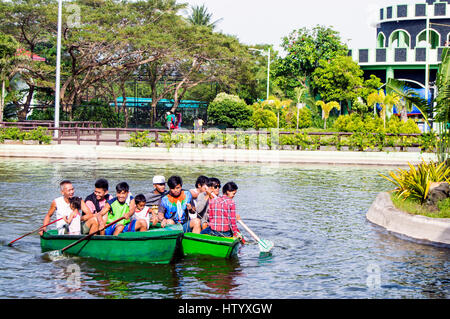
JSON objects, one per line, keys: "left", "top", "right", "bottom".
{"left": 153, "top": 175, "right": 166, "bottom": 184}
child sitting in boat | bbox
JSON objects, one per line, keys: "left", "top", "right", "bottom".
{"left": 201, "top": 181, "right": 243, "bottom": 240}
{"left": 64, "top": 196, "right": 82, "bottom": 235}
{"left": 131, "top": 194, "right": 158, "bottom": 231}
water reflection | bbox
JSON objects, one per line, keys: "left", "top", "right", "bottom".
{"left": 178, "top": 257, "right": 243, "bottom": 298}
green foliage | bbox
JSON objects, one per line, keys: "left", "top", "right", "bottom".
{"left": 29, "top": 104, "right": 126, "bottom": 128}
{"left": 380, "top": 161, "right": 450, "bottom": 204}
{"left": 391, "top": 194, "right": 450, "bottom": 219}
{"left": 207, "top": 93, "right": 253, "bottom": 128}
{"left": 0, "top": 126, "right": 51, "bottom": 144}
{"left": 273, "top": 25, "right": 348, "bottom": 104}
{"left": 418, "top": 132, "right": 437, "bottom": 152}
{"left": 127, "top": 131, "right": 154, "bottom": 148}
{"left": 437, "top": 197, "right": 450, "bottom": 217}
{"left": 296, "top": 107, "right": 313, "bottom": 129}
{"left": 311, "top": 56, "right": 364, "bottom": 103}
{"left": 187, "top": 4, "right": 222, "bottom": 29}
{"left": 252, "top": 108, "right": 277, "bottom": 129}
{"left": 332, "top": 113, "right": 420, "bottom": 134}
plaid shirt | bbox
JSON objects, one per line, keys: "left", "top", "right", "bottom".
{"left": 208, "top": 195, "right": 239, "bottom": 235}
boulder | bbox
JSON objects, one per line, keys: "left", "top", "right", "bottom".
{"left": 426, "top": 182, "right": 450, "bottom": 208}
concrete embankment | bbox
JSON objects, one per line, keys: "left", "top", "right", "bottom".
{"left": 367, "top": 192, "right": 450, "bottom": 246}
{"left": 0, "top": 144, "right": 438, "bottom": 165}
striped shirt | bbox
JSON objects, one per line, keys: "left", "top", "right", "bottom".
{"left": 208, "top": 195, "right": 239, "bottom": 235}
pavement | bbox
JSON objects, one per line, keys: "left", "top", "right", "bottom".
{"left": 0, "top": 143, "right": 438, "bottom": 166}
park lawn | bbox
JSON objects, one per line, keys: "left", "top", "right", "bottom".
{"left": 391, "top": 193, "right": 450, "bottom": 219}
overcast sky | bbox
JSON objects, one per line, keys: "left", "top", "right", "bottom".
{"left": 181, "top": 0, "right": 421, "bottom": 54}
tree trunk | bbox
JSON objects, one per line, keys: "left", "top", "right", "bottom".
{"left": 18, "top": 85, "right": 35, "bottom": 121}
{"left": 170, "top": 79, "right": 187, "bottom": 113}
{"left": 400, "top": 107, "right": 408, "bottom": 122}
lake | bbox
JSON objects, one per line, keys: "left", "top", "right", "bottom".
{"left": 0, "top": 158, "right": 448, "bottom": 298}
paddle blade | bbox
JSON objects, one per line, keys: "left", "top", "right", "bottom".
{"left": 258, "top": 239, "right": 274, "bottom": 253}
{"left": 43, "top": 250, "right": 66, "bottom": 261}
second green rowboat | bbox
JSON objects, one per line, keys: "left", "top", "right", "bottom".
{"left": 181, "top": 233, "right": 240, "bottom": 258}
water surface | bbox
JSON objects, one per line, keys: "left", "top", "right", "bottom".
{"left": 0, "top": 158, "right": 448, "bottom": 298}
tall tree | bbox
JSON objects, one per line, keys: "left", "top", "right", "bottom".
{"left": 0, "top": 32, "right": 19, "bottom": 122}
{"left": 311, "top": 56, "right": 364, "bottom": 113}
{"left": 0, "top": 0, "right": 55, "bottom": 120}
{"left": 273, "top": 25, "right": 348, "bottom": 101}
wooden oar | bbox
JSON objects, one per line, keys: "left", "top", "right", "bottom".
{"left": 238, "top": 219, "right": 274, "bottom": 253}
{"left": 7, "top": 218, "right": 64, "bottom": 247}
{"left": 56, "top": 217, "right": 125, "bottom": 255}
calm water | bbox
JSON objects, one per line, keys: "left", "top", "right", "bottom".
{"left": 0, "top": 158, "right": 448, "bottom": 299}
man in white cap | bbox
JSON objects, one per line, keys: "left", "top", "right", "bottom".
{"left": 143, "top": 175, "right": 168, "bottom": 208}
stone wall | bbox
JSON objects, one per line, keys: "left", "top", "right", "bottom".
{"left": 367, "top": 192, "right": 450, "bottom": 246}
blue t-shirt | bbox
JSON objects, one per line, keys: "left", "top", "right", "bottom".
{"left": 160, "top": 190, "right": 193, "bottom": 224}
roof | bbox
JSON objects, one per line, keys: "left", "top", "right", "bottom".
{"left": 113, "top": 97, "right": 208, "bottom": 109}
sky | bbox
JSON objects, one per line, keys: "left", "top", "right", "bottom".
{"left": 180, "top": 0, "right": 422, "bottom": 54}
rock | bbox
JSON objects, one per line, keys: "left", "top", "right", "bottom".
{"left": 426, "top": 182, "right": 450, "bottom": 207}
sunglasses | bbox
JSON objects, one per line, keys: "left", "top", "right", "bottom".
{"left": 213, "top": 185, "right": 220, "bottom": 189}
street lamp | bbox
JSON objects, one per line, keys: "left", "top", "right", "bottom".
{"left": 54, "top": 0, "right": 63, "bottom": 138}
{"left": 249, "top": 47, "right": 271, "bottom": 101}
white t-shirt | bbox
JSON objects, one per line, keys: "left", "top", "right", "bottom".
{"left": 68, "top": 210, "right": 81, "bottom": 235}
{"left": 132, "top": 206, "right": 151, "bottom": 229}
{"left": 54, "top": 197, "right": 72, "bottom": 235}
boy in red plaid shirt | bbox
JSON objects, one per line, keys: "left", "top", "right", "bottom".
{"left": 201, "top": 181, "right": 243, "bottom": 240}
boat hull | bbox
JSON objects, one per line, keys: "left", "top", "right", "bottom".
{"left": 181, "top": 233, "right": 240, "bottom": 258}
{"left": 40, "top": 224, "right": 184, "bottom": 264}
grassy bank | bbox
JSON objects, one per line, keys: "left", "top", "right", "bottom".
{"left": 391, "top": 193, "right": 450, "bottom": 219}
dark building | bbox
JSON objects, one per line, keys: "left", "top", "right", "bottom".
{"left": 350, "top": 0, "right": 449, "bottom": 99}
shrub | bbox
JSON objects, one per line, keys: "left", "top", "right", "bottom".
{"left": 296, "top": 107, "right": 313, "bottom": 129}
{"left": 208, "top": 93, "right": 253, "bottom": 128}
{"left": 380, "top": 160, "right": 450, "bottom": 204}
{"left": 252, "top": 108, "right": 277, "bottom": 129}
{"left": 0, "top": 126, "right": 52, "bottom": 144}
{"left": 127, "top": 131, "right": 154, "bottom": 148}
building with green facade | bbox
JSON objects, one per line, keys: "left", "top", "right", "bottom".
{"left": 350, "top": 0, "right": 449, "bottom": 114}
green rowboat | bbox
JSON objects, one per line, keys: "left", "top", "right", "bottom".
{"left": 40, "top": 224, "right": 183, "bottom": 264}
{"left": 181, "top": 233, "right": 240, "bottom": 258}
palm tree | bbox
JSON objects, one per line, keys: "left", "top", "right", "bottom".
{"left": 434, "top": 47, "right": 450, "bottom": 163}
{"left": 294, "top": 86, "right": 307, "bottom": 130}
{"left": 367, "top": 90, "right": 400, "bottom": 128}
{"left": 383, "top": 92, "right": 400, "bottom": 122}
{"left": 386, "top": 78, "right": 427, "bottom": 122}
{"left": 187, "top": 4, "right": 223, "bottom": 30}
{"left": 315, "top": 100, "right": 340, "bottom": 129}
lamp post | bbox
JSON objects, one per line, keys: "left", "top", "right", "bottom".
{"left": 54, "top": 0, "right": 63, "bottom": 138}
{"left": 249, "top": 47, "right": 271, "bottom": 101}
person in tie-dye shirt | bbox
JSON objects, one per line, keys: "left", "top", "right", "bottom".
{"left": 158, "top": 176, "right": 201, "bottom": 233}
